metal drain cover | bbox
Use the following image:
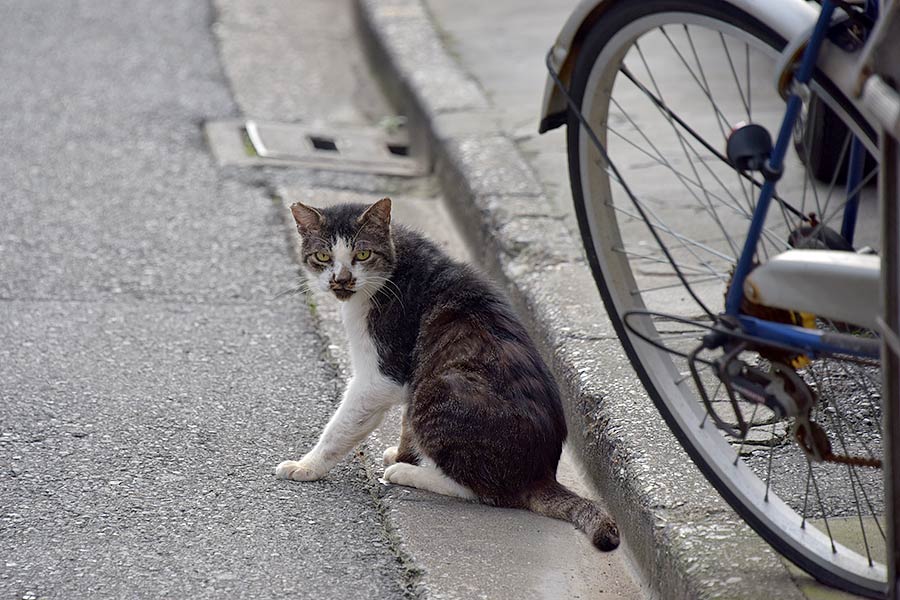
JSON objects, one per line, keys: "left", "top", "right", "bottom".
{"left": 204, "top": 119, "right": 423, "bottom": 177}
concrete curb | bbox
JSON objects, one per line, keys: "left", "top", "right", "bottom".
{"left": 353, "top": 0, "right": 814, "bottom": 598}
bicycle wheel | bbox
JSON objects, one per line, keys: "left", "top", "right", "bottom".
{"left": 565, "top": 0, "right": 887, "bottom": 595}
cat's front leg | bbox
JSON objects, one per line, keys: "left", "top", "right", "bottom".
{"left": 275, "top": 456, "right": 328, "bottom": 481}
{"left": 276, "top": 379, "right": 388, "bottom": 481}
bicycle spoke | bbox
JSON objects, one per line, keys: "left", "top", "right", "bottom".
{"left": 608, "top": 117, "right": 783, "bottom": 247}
{"left": 606, "top": 121, "right": 765, "bottom": 225}
{"left": 802, "top": 461, "right": 813, "bottom": 528}
{"left": 745, "top": 42, "right": 751, "bottom": 119}
{"left": 820, "top": 129, "right": 854, "bottom": 221}
{"left": 734, "top": 34, "right": 759, "bottom": 219}
{"left": 609, "top": 203, "right": 736, "bottom": 264}
{"left": 720, "top": 32, "right": 751, "bottom": 121}
{"left": 610, "top": 90, "right": 739, "bottom": 252}
{"left": 634, "top": 42, "right": 741, "bottom": 256}
{"left": 733, "top": 403, "right": 760, "bottom": 464}
{"left": 684, "top": 26, "right": 731, "bottom": 142}
{"left": 764, "top": 419, "right": 776, "bottom": 501}
{"left": 612, "top": 246, "right": 724, "bottom": 276}
{"left": 812, "top": 365, "right": 876, "bottom": 565}
{"left": 798, "top": 99, "right": 825, "bottom": 219}
{"left": 821, "top": 167, "right": 879, "bottom": 227}
{"left": 616, "top": 65, "right": 799, "bottom": 253}
{"left": 831, "top": 356, "right": 883, "bottom": 465}
{"left": 701, "top": 379, "right": 724, "bottom": 429}
{"left": 677, "top": 361, "right": 712, "bottom": 385}
{"left": 808, "top": 459, "right": 838, "bottom": 553}
{"left": 659, "top": 27, "right": 732, "bottom": 137}
{"left": 630, "top": 274, "right": 724, "bottom": 295}
{"left": 616, "top": 64, "right": 807, "bottom": 223}
{"left": 823, "top": 358, "right": 886, "bottom": 542}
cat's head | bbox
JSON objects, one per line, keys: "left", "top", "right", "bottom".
{"left": 290, "top": 198, "right": 395, "bottom": 302}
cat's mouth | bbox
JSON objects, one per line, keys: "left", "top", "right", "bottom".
{"left": 332, "top": 288, "right": 355, "bottom": 301}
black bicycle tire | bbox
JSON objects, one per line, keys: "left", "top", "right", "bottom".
{"left": 565, "top": 0, "right": 885, "bottom": 596}
{"left": 798, "top": 94, "right": 877, "bottom": 183}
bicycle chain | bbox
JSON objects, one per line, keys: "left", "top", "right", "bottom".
{"left": 794, "top": 418, "right": 882, "bottom": 468}
{"left": 824, "top": 453, "right": 882, "bottom": 468}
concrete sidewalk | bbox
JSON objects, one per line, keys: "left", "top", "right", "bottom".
{"left": 354, "top": 0, "right": 866, "bottom": 598}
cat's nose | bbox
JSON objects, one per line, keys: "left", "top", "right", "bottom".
{"left": 333, "top": 268, "right": 353, "bottom": 286}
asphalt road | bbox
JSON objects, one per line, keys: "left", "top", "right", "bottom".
{"left": 0, "top": 1, "right": 407, "bottom": 598}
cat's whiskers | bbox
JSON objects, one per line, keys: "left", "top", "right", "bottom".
{"left": 379, "top": 276, "right": 404, "bottom": 299}
{"left": 364, "top": 274, "right": 398, "bottom": 293}
{"left": 358, "top": 278, "right": 398, "bottom": 316}
{"left": 358, "top": 279, "right": 383, "bottom": 303}
{"left": 274, "top": 280, "right": 314, "bottom": 299}
{"left": 366, "top": 285, "right": 385, "bottom": 313}
{"left": 375, "top": 285, "right": 405, "bottom": 313}
{"left": 365, "top": 275, "right": 406, "bottom": 313}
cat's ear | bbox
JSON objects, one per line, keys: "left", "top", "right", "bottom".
{"left": 358, "top": 197, "right": 391, "bottom": 230}
{"left": 290, "top": 202, "right": 325, "bottom": 237}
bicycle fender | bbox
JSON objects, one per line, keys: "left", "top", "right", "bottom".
{"left": 744, "top": 250, "right": 880, "bottom": 331}
{"left": 539, "top": 0, "right": 819, "bottom": 133}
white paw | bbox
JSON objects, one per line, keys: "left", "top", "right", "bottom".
{"left": 383, "top": 446, "right": 399, "bottom": 466}
{"left": 383, "top": 462, "right": 417, "bottom": 486}
{"left": 275, "top": 457, "right": 326, "bottom": 481}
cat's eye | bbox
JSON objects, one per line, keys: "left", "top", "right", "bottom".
{"left": 354, "top": 250, "right": 372, "bottom": 261}
{"left": 314, "top": 251, "right": 331, "bottom": 262}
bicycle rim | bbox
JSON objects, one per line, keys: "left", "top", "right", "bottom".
{"left": 566, "top": 0, "right": 887, "bottom": 595}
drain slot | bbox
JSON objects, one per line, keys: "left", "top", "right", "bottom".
{"left": 387, "top": 143, "right": 408, "bottom": 157}
{"left": 309, "top": 136, "right": 339, "bottom": 152}
{"left": 205, "top": 119, "right": 421, "bottom": 176}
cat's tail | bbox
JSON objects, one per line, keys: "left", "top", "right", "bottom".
{"left": 525, "top": 479, "right": 620, "bottom": 551}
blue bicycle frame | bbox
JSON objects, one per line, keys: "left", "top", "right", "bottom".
{"left": 723, "top": 0, "right": 880, "bottom": 360}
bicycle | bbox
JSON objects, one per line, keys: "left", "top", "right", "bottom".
{"left": 540, "top": 0, "right": 900, "bottom": 596}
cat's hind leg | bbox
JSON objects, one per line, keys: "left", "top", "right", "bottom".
{"left": 383, "top": 407, "right": 419, "bottom": 466}
{"left": 383, "top": 462, "right": 475, "bottom": 500}
{"left": 382, "top": 446, "right": 400, "bottom": 465}
{"left": 381, "top": 446, "right": 419, "bottom": 465}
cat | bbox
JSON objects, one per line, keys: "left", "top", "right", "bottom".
{"left": 275, "top": 197, "right": 619, "bottom": 551}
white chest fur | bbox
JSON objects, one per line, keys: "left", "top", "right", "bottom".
{"left": 341, "top": 295, "right": 408, "bottom": 409}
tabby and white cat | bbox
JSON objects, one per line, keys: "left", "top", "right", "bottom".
{"left": 275, "top": 198, "right": 619, "bottom": 550}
